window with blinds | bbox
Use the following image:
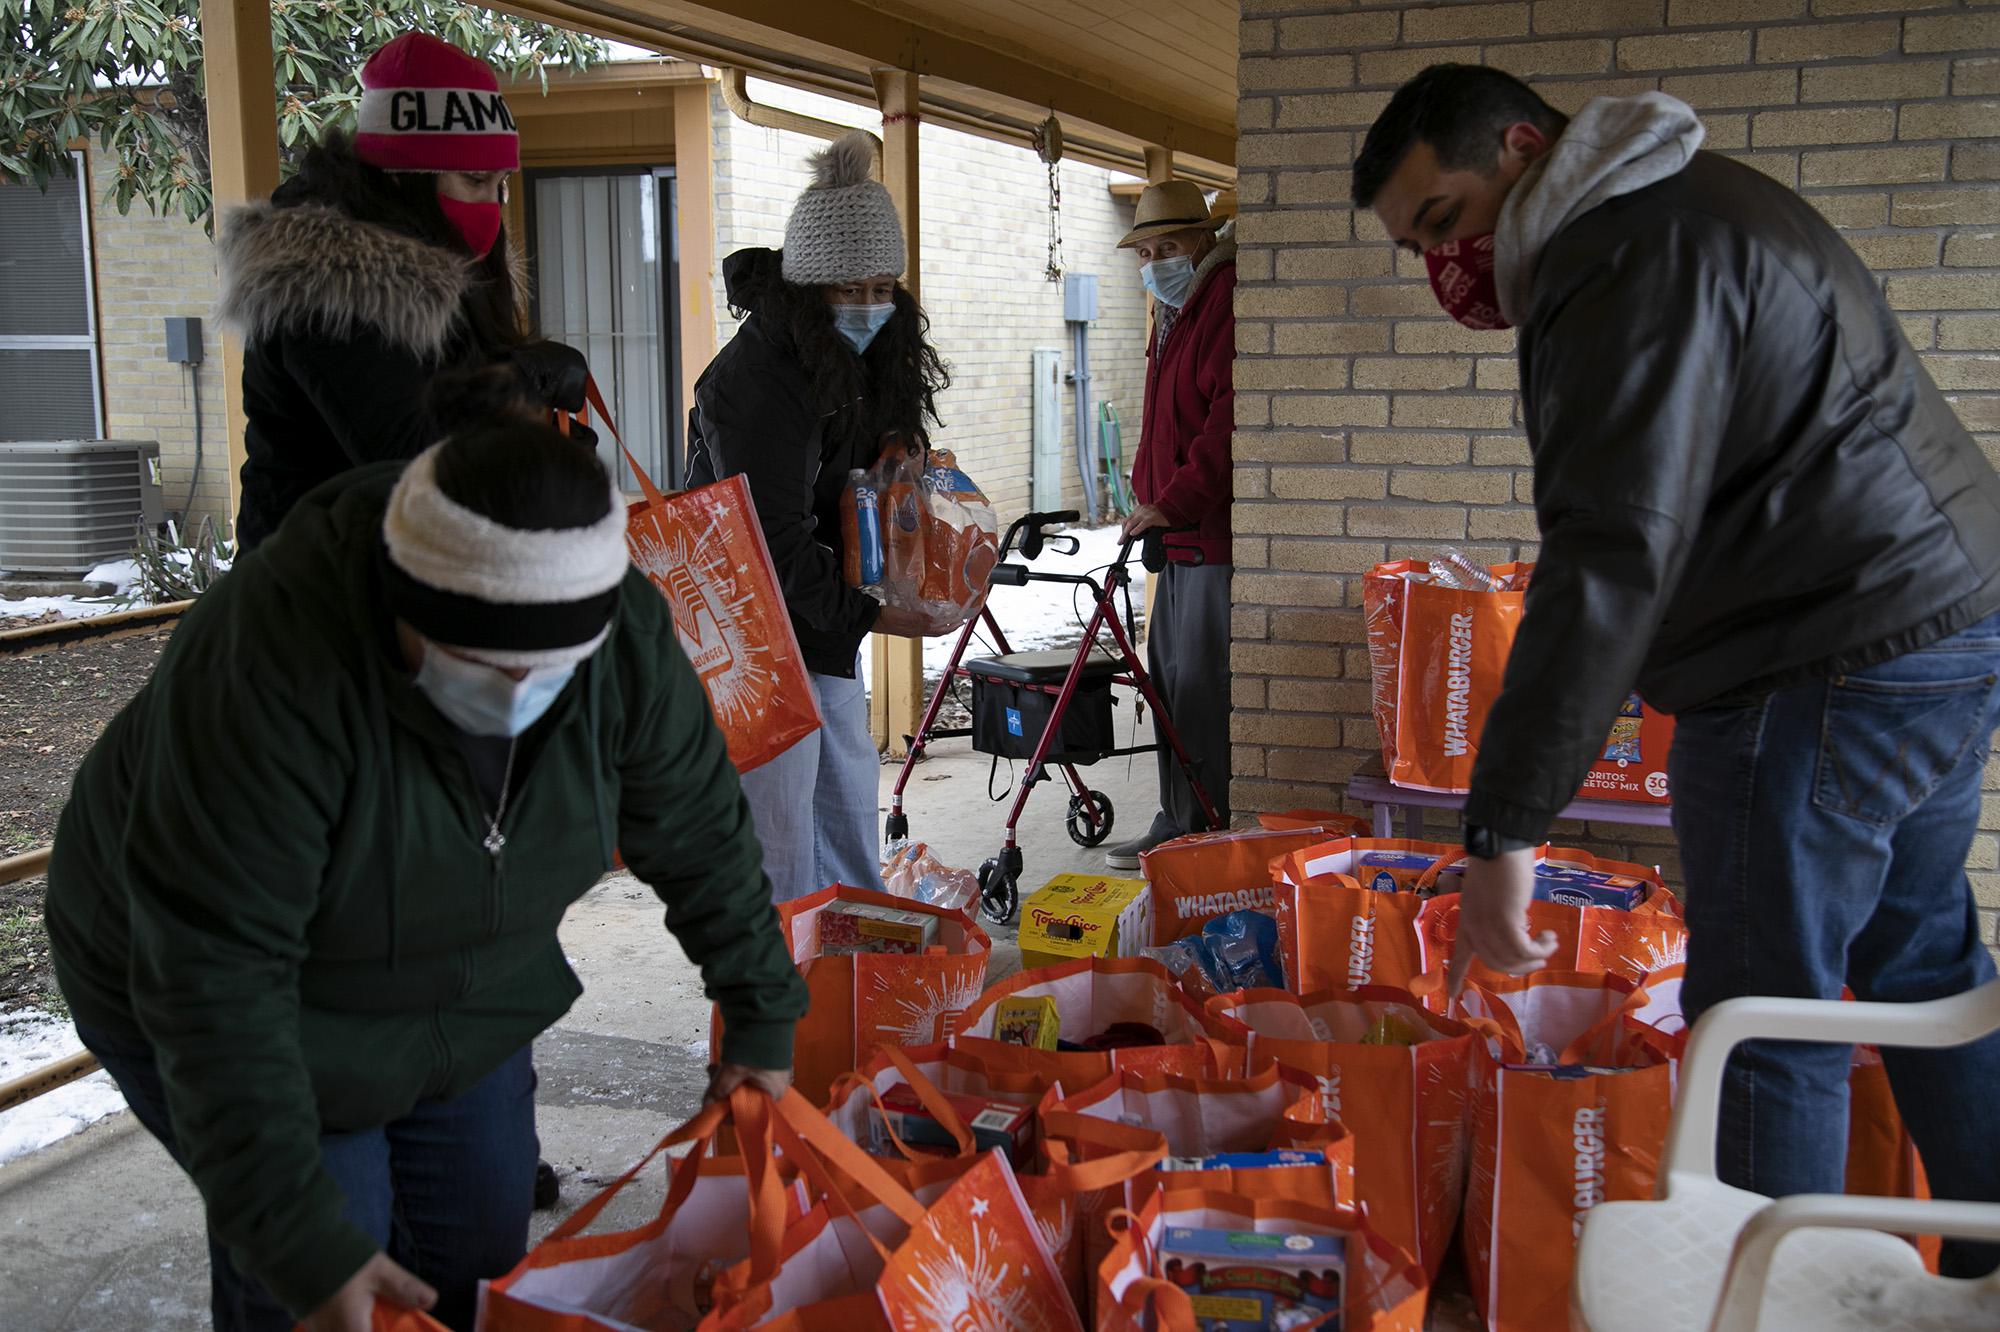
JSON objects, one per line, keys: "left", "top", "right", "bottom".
{"left": 0, "top": 155, "right": 102, "bottom": 441}
{"left": 529, "top": 168, "right": 683, "bottom": 490}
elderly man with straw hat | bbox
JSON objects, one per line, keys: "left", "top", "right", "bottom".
{"left": 1105, "top": 180, "right": 1237, "bottom": 869}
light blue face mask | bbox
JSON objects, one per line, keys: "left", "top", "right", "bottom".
{"left": 831, "top": 301, "right": 896, "bottom": 354}
{"left": 1141, "top": 255, "right": 1197, "bottom": 308}
{"left": 415, "top": 643, "right": 575, "bottom": 738}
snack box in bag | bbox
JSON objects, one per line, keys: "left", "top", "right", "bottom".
{"left": 872, "top": 1081, "right": 1037, "bottom": 1165}
{"left": 1158, "top": 1226, "right": 1346, "bottom": 1330}
{"left": 817, "top": 900, "right": 942, "bottom": 955}
{"left": 994, "top": 995, "right": 1062, "bottom": 1049}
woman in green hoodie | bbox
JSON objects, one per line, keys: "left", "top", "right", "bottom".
{"left": 44, "top": 412, "right": 807, "bottom": 1332}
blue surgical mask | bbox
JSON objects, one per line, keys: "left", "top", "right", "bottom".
{"left": 1141, "top": 255, "right": 1197, "bottom": 308}
{"left": 415, "top": 643, "right": 575, "bottom": 738}
{"left": 831, "top": 301, "right": 895, "bottom": 354}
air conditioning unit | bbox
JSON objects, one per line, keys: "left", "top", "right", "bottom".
{"left": 0, "top": 440, "right": 165, "bottom": 577}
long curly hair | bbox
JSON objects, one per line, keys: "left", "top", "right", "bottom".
{"left": 732, "top": 265, "right": 951, "bottom": 442}
{"left": 277, "top": 130, "right": 528, "bottom": 357}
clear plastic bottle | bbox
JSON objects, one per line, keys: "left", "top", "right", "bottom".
{"left": 1429, "top": 546, "right": 1502, "bottom": 592}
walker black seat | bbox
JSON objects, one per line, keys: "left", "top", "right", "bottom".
{"left": 964, "top": 647, "right": 1121, "bottom": 687}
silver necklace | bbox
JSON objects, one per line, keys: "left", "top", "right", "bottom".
{"left": 483, "top": 737, "right": 519, "bottom": 857}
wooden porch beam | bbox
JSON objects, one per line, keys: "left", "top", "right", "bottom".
{"left": 870, "top": 68, "right": 925, "bottom": 759}
{"left": 198, "top": 0, "right": 281, "bottom": 535}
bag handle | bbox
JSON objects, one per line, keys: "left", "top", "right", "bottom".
{"left": 1410, "top": 966, "right": 1524, "bottom": 1056}
{"left": 539, "top": 1086, "right": 787, "bottom": 1285}
{"left": 768, "top": 1088, "right": 929, "bottom": 1228}
{"left": 1039, "top": 1111, "right": 1170, "bottom": 1192}
{"left": 581, "top": 374, "right": 670, "bottom": 509}
{"left": 1559, "top": 979, "right": 1656, "bottom": 1067}
{"left": 825, "top": 1050, "right": 977, "bottom": 1163}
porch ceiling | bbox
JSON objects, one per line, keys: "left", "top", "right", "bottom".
{"left": 488, "top": 0, "right": 1237, "bottom": 185}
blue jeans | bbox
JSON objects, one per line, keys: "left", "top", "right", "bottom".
{"left": 737, "top": 662, "right": 884, "bottom": 902}
{"left": 78, "top": 1025, "right": 538, "bottom": 1330}
{"left": 1671, "top": 611, "right": 2000, "bottom": 1277}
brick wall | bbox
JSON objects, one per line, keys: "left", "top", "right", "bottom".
{"left": 708, "top": 79, "right": 1152, "bottom": 522}
{"left": 1233, "top": 2, "right": 2000, "bottom": 909}
{"left": 87, "top": 151, "right": 232, "bottom": 535}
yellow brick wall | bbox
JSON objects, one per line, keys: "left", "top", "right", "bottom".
{"left": 708, "top": 80, "right": 1153, "bottom": 522}
{"left": 1233, "top": 2, "right": 2000, "bottom": 922}
{"left": 87, "top": 150, "right": 233, "bottom": 535}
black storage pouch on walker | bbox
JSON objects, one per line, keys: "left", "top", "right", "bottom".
{"left": 966, "top": 648, "right": 1118, "bottom": 763}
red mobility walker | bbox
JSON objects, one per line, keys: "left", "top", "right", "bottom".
{"left": 882, "top": 509, "right": 1221, "bottom": 925}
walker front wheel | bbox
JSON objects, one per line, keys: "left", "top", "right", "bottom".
{"left": 1065, "top": 790, "right": 1116, "bottom": 848}
{"left": 978, "top": 857, "right": 1020, "bottom": 926}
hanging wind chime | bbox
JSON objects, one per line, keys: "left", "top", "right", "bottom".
{"left": 1033, "top": 115, "right": 1065, "bottom": 283}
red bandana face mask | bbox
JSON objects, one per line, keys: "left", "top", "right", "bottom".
{"left": 1424, "top": 232, "right": 1509, "bottom": 331}
{"left": 438, "top": 195, "right": 503, "bottom": 259}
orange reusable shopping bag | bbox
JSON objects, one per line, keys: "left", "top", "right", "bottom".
{"left": 1139, "top": 824, "right": 1370, "bottom": 945}
{"left": 479, "top": 1088, "right": 803, "bottom": 1332}
{"left": 1268, "top": 837, "right": 1468, "bottom": 994}
{"left": 1043, "top": 1064, "right": 1357, "bottom": 1297}
{"left": 1098, "top": 1188, "right": 1427, "bottom": 1332}
{"left": 951, "top": 956, "right": 1239, "bottom": 1091}
{"left": 707, "top": 1090, "right": 1084, "bottom": 1331}
{"left": 1455, "top": 971, "right": 1682, "bottom": 1332}
{"left": 1205, "top": 985, "right": 1474, "bottom": 1280}
{"left": 579, "top": 374, "right": 821, "bottom": 776}
{"left": 1363, "top": 558, "right": 1676, "bottom": 801}
{"left": 1363, "top": 558, "right": 1529, "bottom": 794}
{"left": 821, "top": 1044, "right": 1165, "bottom": 1316}
{"left": 712, "top": 885, "right": 991, "bottom": 1107}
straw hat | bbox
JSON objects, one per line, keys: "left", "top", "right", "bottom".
{"left": 1117, "top": 180, "right": 1228, "bottom": 248}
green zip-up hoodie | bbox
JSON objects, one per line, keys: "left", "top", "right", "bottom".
{"left": 44, "top": 464, "right": 808, "bottom": 1316}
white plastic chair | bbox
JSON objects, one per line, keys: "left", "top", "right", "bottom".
{"left": 1572, "top": 978, "right": 2000, "bottom": 1331}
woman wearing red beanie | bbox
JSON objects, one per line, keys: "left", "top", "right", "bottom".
{"left": 217, "top": 32, "right": 588, "bottom": 550}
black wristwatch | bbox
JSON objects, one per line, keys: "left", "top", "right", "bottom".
{"left": 1464, "top": 823, "right": 1534, "bottom": 860}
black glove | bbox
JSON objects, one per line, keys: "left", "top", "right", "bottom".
{"left": 562, "top": 419, "right": 600, "bottom": 452}
{"left": 511, "top": 340, "right": 589, "bottom": 414}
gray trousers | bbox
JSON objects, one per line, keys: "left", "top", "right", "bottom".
{"left": 736, "top": 664, "right": 885, "bottom": 902}
{"left": 1146, "top": 561, "right": 1233, "bottom": 836}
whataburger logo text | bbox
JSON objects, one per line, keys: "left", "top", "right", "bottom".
{"left": 1442, "top": 610, "right": 1475, "bottom": 758}
{"left": 1572, "top": 1106, "right": 1607, "bottom": 1238}
{"left": 362, "top": 87, "right": 517, "bottom": 135}
{"left": 1172, "top": 886, "right": 1274, "bottom": 921}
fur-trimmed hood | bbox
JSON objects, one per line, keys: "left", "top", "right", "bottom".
{"left": 217, "top": 202, "right": 473, "bottom": 360}
{"left": 1188, "top": 223, "right": 1237, "bottom": 303}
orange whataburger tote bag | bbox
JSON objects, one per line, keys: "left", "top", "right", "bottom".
{"left": 950, "top": 956, "right": 1239, "bottom": 1090}
{"left": 703, "top": 1091, "right": 1083, "bottom": 1331}
{"left": 1205, "top": 985, "right": 1474, "bottom": 1281}
{"left": 1455, "top": 972, "right": 1682, "bottom": 1332}
{"left": 479, "top": 1089, "right": 803, "bottom": 1332}
{"left": 711, "top": 886, "right": 991, "bottom": 1107}
{"left": 1362, "top": 558, "right": 1675, "bottom": 801}
{"left": 1363, "top": 558, "right": 1528, "bottom": 793}
{"left": 1139, "top": 823, "right": 1368, "bottom": 945}
{"left": 575, "top": 377, "right": 822, "bottom": 775}
{"left": 1097, "top": 1189, "right": 1427, "bottom": 1332}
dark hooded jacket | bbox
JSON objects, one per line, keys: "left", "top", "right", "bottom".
{"left": 45, "top": 465, "right": 806, "bottom": 1316}
{"left": 217, "top": 179, "right": 586, "bottom": 549}
{"left": 1464, "top": 144, "right": 2000, "bottom": 843}
{"left": 683, "top": 247, "right": 885, "bottom": 677}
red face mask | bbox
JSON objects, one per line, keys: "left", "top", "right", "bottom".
{"left": 438, "top": 195, "right": 503, "bottom": 259}
{"left": 1424, "top": 233, "right": 1509, "bottom": 331}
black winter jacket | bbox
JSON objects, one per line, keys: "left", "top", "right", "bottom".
{"left": 217, "top": 192, "right": 586, "bottom": 549}
{"left": 1466, "top": 152, "right": 2000, "bottom": 842}
{"left": 684, "top": 248, "right": 885, "bottom": 678}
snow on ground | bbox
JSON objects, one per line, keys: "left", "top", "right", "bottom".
{"left": 0, "top": 560, "right": 140, "bottom": 624}
{"left": 0, "top": 1010, "right": 126, "bottom": 1167}
{"left": 860, "top": 524, "right": 1147, "bottom": 690}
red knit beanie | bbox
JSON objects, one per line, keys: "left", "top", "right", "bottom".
{"left": 353, "top": 33, "right": 519, "bottom": 173}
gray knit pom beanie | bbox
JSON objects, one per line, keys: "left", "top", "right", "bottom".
{"left": 781, "top": 131, "right": 906, "bottom": 286}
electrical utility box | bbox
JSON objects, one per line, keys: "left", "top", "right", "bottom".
{"left": 164, "top": 316, "right": 203, "bottom": 365}
{"left": 1031, "top": 348, "right": 1065, "bottom": 513}
{"left": 1063, "top": 273, "right": 1099, "bottom": 324}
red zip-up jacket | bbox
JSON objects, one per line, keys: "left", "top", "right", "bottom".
{"left": 1135, "top": 238, "right": 1236, "bottom": 567}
